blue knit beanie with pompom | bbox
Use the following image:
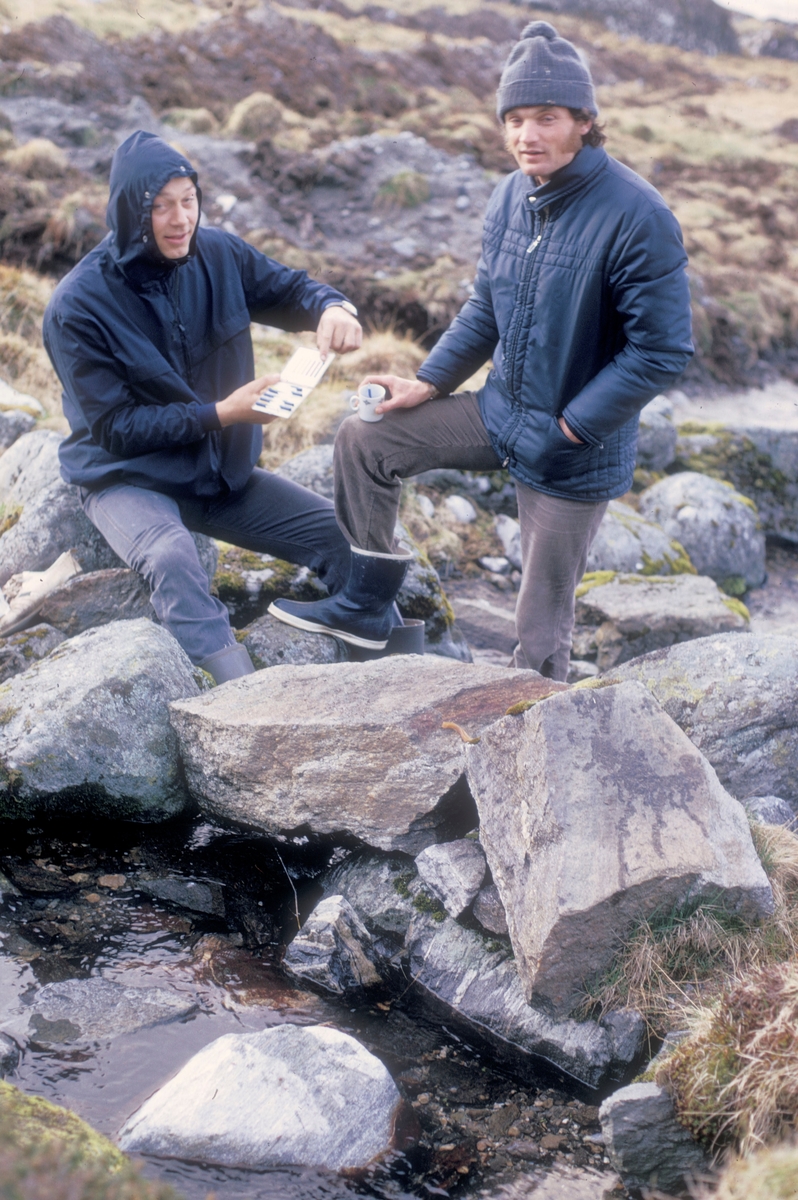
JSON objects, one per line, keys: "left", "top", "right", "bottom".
{"left": 496, "top": 21, "right": 597, "bottom": 120}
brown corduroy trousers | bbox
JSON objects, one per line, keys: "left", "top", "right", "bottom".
{"left": 333, "top": 391, "right": 607, "bottom": 681}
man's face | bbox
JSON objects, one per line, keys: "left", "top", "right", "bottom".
{"left": 503, "top": 106, "right": 593, "bottom": 182}
{"left": 150, "top": 175, "right": 199, "bottom": 259}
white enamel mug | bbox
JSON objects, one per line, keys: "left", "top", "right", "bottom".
{"left": 349, "top": 383, "right": 386, "bottom": 422}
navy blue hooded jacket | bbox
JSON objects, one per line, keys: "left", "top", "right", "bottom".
{"left": 44, "top": 131, "right": 349, "bottom": 496}
{"left": 417, "top": 144, "right": 694, "bottom": 502}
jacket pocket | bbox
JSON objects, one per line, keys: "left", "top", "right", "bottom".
{"left": 537, "top": 415, "right": 591, "bottom": 480}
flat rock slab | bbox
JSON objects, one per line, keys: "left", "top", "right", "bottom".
{"left": 612, "top": 631, "right": 798, "bottom": 804}
{"left": 169, "top": 657, "right": 566, "bottom": 853}
{"left": 0, "top": 618, "right": 202, "bottom": 822}
{"left": 574, "top": 572, "right": 747, "bottom": 670}
{"left": 118, "top": 1024, "right": 401, "bottom": 1170}
{"left": 27, "top": 978, "right": 196, "bottom": 1044}
{"left": 466, "top": 681, "right": 772, "bottom": 1017}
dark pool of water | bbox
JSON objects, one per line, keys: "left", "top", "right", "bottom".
{"left": 0, "top": 815, "right": 598, "bottom": 1200}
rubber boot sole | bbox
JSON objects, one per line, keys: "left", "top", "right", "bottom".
{"left": 268, "top": 601, "right": 389, "bottom": 650}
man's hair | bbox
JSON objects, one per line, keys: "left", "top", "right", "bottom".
{"left": 569, "top": 108, "right": 607, "bottom": 147}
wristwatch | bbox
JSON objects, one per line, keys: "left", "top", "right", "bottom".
{"left": 327, "top": 300, "right": 358, "bottom": 317}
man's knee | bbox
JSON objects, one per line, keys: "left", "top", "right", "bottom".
{"left": 335, "top": 412, "right": 384, "bottom": 471}
{"left": 136, "top": 522, "right": 207, "bottom": 589}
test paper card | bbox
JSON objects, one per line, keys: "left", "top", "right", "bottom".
{"left": 252, "top": 348, "right": 335, "bottom": 419}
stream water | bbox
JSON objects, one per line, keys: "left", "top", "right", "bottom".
{"left": 0, "top": 815, "right": 618, "bottom": 1200}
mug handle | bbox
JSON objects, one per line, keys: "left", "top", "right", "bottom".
{"left": 349, "top": 395, "right": 360, "bottom": 411}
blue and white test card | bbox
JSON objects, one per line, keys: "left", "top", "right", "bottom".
{"left": 252, "top": 347, "right": 335, "bottom": 419}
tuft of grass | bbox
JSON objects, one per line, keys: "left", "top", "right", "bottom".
{"left": 3, "top": 138, "right": 68, "bottom": 180}
{"left": 374, "top": 170, "right": 430, "bottom": 211}
{"left": 578, "top": 823, "right": 798, "bottom": 1034}
{"left": 699, "top": 1142, "right": 798, "bottom": 1200}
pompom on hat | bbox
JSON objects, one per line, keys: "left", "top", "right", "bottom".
{"left": 496, "top": 21, "right": 598, "bottom": 120}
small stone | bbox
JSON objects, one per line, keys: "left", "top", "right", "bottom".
{"left": 283, "top": 895, "right": 383, "bottom": 996}
{"left": 67, "top": 873, "right": 90, "bottom": 883}
{"left": 417, "top": 495, "right": 435, "bottom": 519}
{"left": 541, "top": 1134, "right": 563, "bottom": 1150}
{"left": 472, "top": 882, "right": 508, "bottom": 935}
{"left": 478, "top": 556, "right": 510, "bottom": 574}
{"left": 415, "top": 839, "right": 487, "bottom": 918}
{"left": 97, "top": 874, "right": 126, "bottom": 890}
{"left": 417, "top": 1093, "right": 431, "bottom": 1105}
{"left": 85, "top": 893, "right": 101, "bottom": 903}
{"left": 494, "top": 514, "right": 522, "bottom": 570}
{"left": 444, "top": 495, "right": 477, "bottom": 523}
{"left": 506, "top": 1125, "right": 520, "bottom": 1137}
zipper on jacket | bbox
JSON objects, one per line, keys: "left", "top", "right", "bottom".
{"left": 503, "top": 205, "right": 549, "bottom": 422}
{"left": 169, "top": 270, "right": 194, "bottom": 389}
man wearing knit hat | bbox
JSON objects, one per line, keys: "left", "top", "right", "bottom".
{"left": 270, "top": 23, "right": 694, "bottom": 680}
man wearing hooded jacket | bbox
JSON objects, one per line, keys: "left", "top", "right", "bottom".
{"left": 270, "top": 22, "right": 695, "bottom": 680}
{"left": 44, "top": 130, "right": 362, "bottom": 683}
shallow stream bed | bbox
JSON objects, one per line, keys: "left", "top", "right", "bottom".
{"left": 0, "top": 817, "right": 621, "bottom": 1200}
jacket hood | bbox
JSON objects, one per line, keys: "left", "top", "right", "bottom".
{"left": 106, "top": 130, "right": 202, "bottom": 275}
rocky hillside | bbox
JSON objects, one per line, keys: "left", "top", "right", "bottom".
{"left": 0, "top": 0, "right": 797, "bottom": 395}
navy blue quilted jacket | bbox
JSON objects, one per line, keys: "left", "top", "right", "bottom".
{"left": 44, "top": 131, "right": 349, "bottom": 496}
{"left": 417, "top": 144, "right": 693, "bottom": 501}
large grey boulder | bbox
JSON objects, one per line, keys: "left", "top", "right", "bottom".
{"left": 673, "top": 388, "right": 798, "bottom": 543}
{"left": 275, "top": 443, "right": 335, "bottom": 499}
{"left": 0, "top": 409, "right": 35, "bottom": 451}
{"left": 599, "top": 1082, "right": 708, "bottom": 1196}
{"left": 0, "top": 623, "right": 65, "bottom": 683}
{"left": 466, "top": 681, "right": 773, "bottom": 1018}
{"left": 283, "top": 894, "right": 383, "bottom": 996}
{"left": 0, "top": 431, "right": 217, "bottom": 587}
{"left": 612, "top": 632, "right": 798, "bottom": 804}
{"left": 573, "top": 572, "right": 748, "bottom": 671}
{"left": 0, "top": 619, "right": 202, "bottom": 822}
{"left": 473, "top": 883, "right": 508, "bottom": 936}
{"left": 238, "top": 613, "right": 347, "bottom": 668}
{"left": 0, "top": 429, "right": 62, "bottom": 504}
{"left": 638, "top": 471, "right": 766, "bottom": 591}
{"left": 745, "top": 795, "right": 796, "bottom": 827}
{"left": 37, "top": 569, "right": 153, "bottom": 637}
{"left": 118, "top": 1024, "right": 402, "bottom": 1170}
{"left": 586, "top": 500, "right": 694, "bottom": 576}
{"left": 407, "top": 916, "right": 624, "bottom": 1090}
{"left": 26, "top": 978, "right": 196, "bottom": 1045}
{"left": 169, "top": 657, "right": 566, "bottom": 853}
{"left": 636, "top": 395, "right": 677, "bottom": 472}
{"left": 415, "top": 838, "right": 487, "bottom": 918}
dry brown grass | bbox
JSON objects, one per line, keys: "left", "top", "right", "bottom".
{"left": 0, "top": 265, "right": 61, "bottom": 417}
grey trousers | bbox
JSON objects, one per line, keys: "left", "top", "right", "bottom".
{"left": 81, "top": 468, "right": 351, "bottom": 664}
{"left": 334, "top": 391, "right": 607, "bottom": 681}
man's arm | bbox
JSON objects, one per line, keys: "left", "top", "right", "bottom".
{"left": 361, "top": 260, "right": 498, "bottom": 413}
{"left": 237, "top": 238, "right": 362, "bottom": 358}
{"left": 559, "top": 208, "right": 693, "bottom": 446}
{"left": 45, "top": 313, "right": 279, "bottom": 453}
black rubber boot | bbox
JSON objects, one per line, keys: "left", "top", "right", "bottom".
{"left": 198, "top": 643, "right": 256, "bottom": 683}
{"left": 268, "top": 546, "right": 412, "bottom": 650}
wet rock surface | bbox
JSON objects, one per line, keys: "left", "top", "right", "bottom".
{"left": 0, "top": 618, "right": 202, "bottom": 822}
{"left": 611, "top": 631, "right": 798, "bottom": 805}
{"left": 283, "top": 894, "right": 383, "bottom": 996}
{"left": 26, "top": 977, "right": 197, "bottom": 1045}
{"left": 573, "top": 572, "right": 748, "bottom": 671}
{"left": 119, "top": 1024, "right": 403, "bottom": 1171}
{"left": 169, "top": 657, "right": 566, "bottom": 854}
{"left": 467, "top": 681, "right": 773, "bottom": 1017}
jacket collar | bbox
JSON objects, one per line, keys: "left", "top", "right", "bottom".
{"left": 525, "top": 143, "right": 608, "bottom": 212}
